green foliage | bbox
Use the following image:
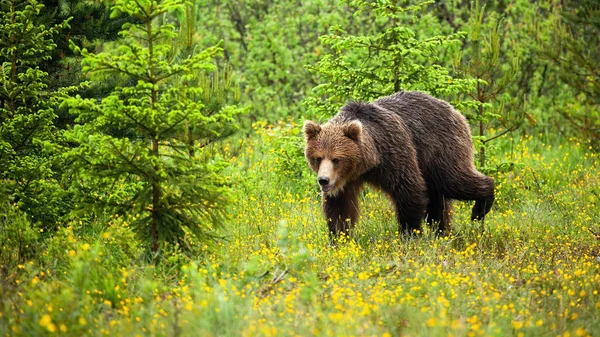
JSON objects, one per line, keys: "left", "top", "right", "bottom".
{"left": 250, "top": 120, "right": 312, "bottom": 193}
{"left": 3, "top": 0, "right": 600, "bottom": 336}
{"left": 453, "top": 0, "right": 522, "bottom": 170}
{"left": 539, "top": 0, "right": 600, "bottom": 149}
{"left": 37, "top": 0, "right": 141, "bottom": 130}
{"left": 240, "top": 0, "right": 345, "bottom": 121}
{"left": 1, "top": 220, "right": 143, "bottom": 336}
{"left": 4, "top": 124, "right": 600, "bottom": 336}
{"left": 38, "top": 0, "right": 134, "bottom": 87}
{"left": 61, "top": 0, "right": 243, "bottom": 253}
{"left": 0, "top": 202, "right": 39, "bottom": 295}
{"left": 0, "top": 0, "right": 72, "bottom": 225}
{"left": 305, "top": 0, "right": 476, "bottom": 117}
{"left": 195, "top": 0, "right": 348, "bottom": 122}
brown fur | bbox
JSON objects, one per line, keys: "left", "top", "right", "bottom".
{"left": 303, "top": 91, "right": 494, "bottom": 239}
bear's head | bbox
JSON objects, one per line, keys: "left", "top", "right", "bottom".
{"left": 303, "top": 120, "right": 362, "bottom": 196}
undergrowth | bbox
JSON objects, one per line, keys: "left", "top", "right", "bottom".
{"left": 1, "top": 122, "right": 599, "bottom": 337}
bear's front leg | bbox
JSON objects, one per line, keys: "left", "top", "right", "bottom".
{"left": 322, "top": 182, "right": 361, "bottom": 240}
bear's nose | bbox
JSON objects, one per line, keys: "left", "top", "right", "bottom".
{"left": 318, "top": 177, "right": 330, "bottom": 186}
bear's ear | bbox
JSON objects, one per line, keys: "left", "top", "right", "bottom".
{"left": 344, "top": 120, "right": 362, "bottom": 142}
{"left": 303, "top": 120, "right": 321, "bottom": 140}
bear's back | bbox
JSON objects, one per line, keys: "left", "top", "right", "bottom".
{"left": 373, "top": 91, "right": 474, "bottom": 171}
{"left": 373, "top": 91, "right": 469, "bottom": 139}
{"left": 334, "top": 91, "right": 474, "bottom": 173}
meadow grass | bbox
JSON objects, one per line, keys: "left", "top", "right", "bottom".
{"left": 1, "top": 122, "right": 599, "bottom": 337}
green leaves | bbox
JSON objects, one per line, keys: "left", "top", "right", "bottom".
{"left": 454, "top": 0, "right": 523, "bottom": 169}
{"left": 539, "top": 0, "right": 600, "bottom": 149}
{"left": 0, "top": 0, "right": 71, "bottom": 225}
{"left": 63, "top": 0, "right": 242, "bottom": 253}
{"left": 306, "top": 0, "right": 475, "bottom": 118}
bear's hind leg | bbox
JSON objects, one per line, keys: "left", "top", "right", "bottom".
{"left": 426, "top": 192, "right": 452, "bottom": 235}
{"left": 471, "top": 195, "right": 494, "bottom": 221}
{"left": 441, "top": 171, "right": 494, "bottom": 221}
{"left": 322, "top": 181, "right": 361, "bottom": 240}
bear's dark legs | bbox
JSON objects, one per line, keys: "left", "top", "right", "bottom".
{"left": 322, "top": 182, "right": 361, "bottom": 239}
{"left": 392, "top": 189, "right": 428, "bottom": 235}
{"left": 426, "top": 192, "right": 452, "bottom": 234}
{"left": 376, "top": 164, "right": 428, "bottom": 235}
{"left": 471, "top": 196, "right": 494, "bottom": 221}
{"left": 441, "top": 171, "right": 494, "bottom": 221}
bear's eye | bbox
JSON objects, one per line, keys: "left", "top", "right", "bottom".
{"left": 332, "top": 158, "right": 340, "bottom": 165}
{"left": 314, "top": 157, "right": 322, "bottom": 164}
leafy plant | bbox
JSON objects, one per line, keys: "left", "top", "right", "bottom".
{"left": 0, "top": 202, "right": 39, "bottom": 294}
{"left": 61, "top": 0, "right": 243, "bottom": 253}
{"left": 195, "top": 0, "right": 347, "bottom": 122}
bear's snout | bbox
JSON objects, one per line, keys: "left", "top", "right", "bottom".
{"left": 317, "top": 159, "right": 336, "bottom": 193}
{"left": 318, "top": 177, "right": 330, "bottom": 186}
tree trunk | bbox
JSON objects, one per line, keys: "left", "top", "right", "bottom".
{"left": 151, "top": 136, "right": 159, "bottom": 253}
{"left": 479, "top": 104, "right": 485, "bottom": 168}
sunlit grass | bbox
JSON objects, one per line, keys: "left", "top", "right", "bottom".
{"left": 1, "top": 122, "right": 599, "bottom": 336}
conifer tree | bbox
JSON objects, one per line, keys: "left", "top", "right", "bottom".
{"left": 39, "top": 0, "right": 134, "bottom": 90}
{"left": 453, "top": 0, "right": 522, "bottom": 169}
{"left": 62, "top": 0, "right": 242, "bottom": 253}
{"left": 0, "top": 0, "right": 71, "bottom": 224}
{"left": 542, "top": 0, "right": 600, "bottom": 149}
{"left": 306, "top": 0, "right": 475, "bottom": 117}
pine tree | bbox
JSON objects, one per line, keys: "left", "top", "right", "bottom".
{"left": 453, "top": 0, "right": 522, "bottom": 169}
{"left": 61, "top": 0, "right": 242, "bottom": 253}
{"left": 305, "top": 0, "right": 475, "bottom": 117}
{"left": 39, "top": 0, "right": 134, "bottom": 89}
{"left": 0, "top": 0, "right": 71, "bottom": 224}
{"left": 38, "top": 0, "right": 141, "bottom": 130}
{"left": 541, "top": 0, "right": 600, "bottom": 149}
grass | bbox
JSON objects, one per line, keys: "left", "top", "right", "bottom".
{"left": 1, "top": 122, "right": 599, "bottom": 337}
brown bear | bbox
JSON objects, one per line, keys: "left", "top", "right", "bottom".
{"left": 303, "top": 91, "right": 494, "bottom": 238}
